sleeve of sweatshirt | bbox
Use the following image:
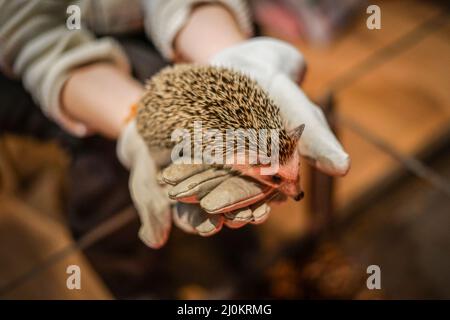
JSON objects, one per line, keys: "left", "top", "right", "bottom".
{"left": 142, "top": 0, "right": 253, "bottom": 61}
{"left": 0, "top": 0, "right": 130, "bottom": 136}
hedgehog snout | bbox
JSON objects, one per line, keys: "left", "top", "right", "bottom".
{"left": 274, "top": 153, "right": 303, "bottom": 201}
{"left": 279, "top": 179, "right": 303, "bottom": 201}
{"left": 232, "top": 161, "right": 304, "bottom": 201}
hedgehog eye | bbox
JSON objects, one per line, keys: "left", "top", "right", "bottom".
{"left": 271, "top": 174, "right": 282, "bottom": 184}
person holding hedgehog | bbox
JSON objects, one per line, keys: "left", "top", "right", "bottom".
{"left": 0, "top": 1, "right": 350, "bottom": 248}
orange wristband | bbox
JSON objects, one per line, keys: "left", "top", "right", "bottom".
{"left": 124, "top": 102, "right": 139, "bottom": 124}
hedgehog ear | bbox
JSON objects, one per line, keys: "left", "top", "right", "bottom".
{"left": 289, "top": 124, "right": 305, "bottom": 141}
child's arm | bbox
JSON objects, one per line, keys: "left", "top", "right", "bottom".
{"left": 61, "top": 2, "right": 249, "bottom": 138}
{"left": 174, "top": 3, "right": 247, "bottom": 63}
{"left": 0, "top": 0, "right": 130, "bottom": 137}
{"left": 61, "top": 63, "right": 143, "bottom": 139}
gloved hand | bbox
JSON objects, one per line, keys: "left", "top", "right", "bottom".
{"left": 161, "top": 163, "right": 275, "bottom": 214}
{"left": 117, "top": 37, "right": 351, "bottom": 247}
{"left": 210, "top": 37, "right": 350, "bottom": 176}
{"left": 161, "top": 163, "right": 274, "bottom": 234}
{"left": 117, "top": 120, "right": 272, "bottom": 247}
{"left": 117, "top": 120, "right": 172, "bottom": 248}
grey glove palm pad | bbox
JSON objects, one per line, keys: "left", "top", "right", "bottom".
{"left": 162, "top": 164, "right": 273, "bottom": 214}
{"left": 200, "top": 176, "right": 272, "bottom": 214}
{"left": 168, "top": 168, "right": 229, "bottom": 202}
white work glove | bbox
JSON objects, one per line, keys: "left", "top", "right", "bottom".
{"left": 117, "top": 120, "right": 272, "bottom": 248}
{"left": 117, "top": 120, "right": 172, "bottom": 248}
{"left": 211, "top": 37, "right": 350, "bottom": 176}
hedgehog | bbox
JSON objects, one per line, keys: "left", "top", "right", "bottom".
{"left": 136, "top": 64, "right": 305, "bottom": 201}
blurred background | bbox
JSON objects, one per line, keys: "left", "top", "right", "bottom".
{"left": 0, "top": 0, "right": 449, "bottom": 299}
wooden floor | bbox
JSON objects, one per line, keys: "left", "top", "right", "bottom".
{"left": 261, "top": 0, "right": 450, "bottom": 243}
{"left": 338, "top": 145, "right": 450, "bottom": 298}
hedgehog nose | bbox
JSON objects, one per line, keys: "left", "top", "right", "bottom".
{"left": 282, "top": 182, "right": 303, "bottom": 201}
{"left": 293, "top": 191, "right": 304, "bottom": 201}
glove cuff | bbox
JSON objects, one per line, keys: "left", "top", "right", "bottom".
{"left": 210, "top": 37, "right": 306, "bottom": 90}
{"left": 117, "top": 119, "right": 143, "bottom": 169}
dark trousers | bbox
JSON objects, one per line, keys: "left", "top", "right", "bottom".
{"left": 0, "top": 34, "right": 171, "bottom": 298}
